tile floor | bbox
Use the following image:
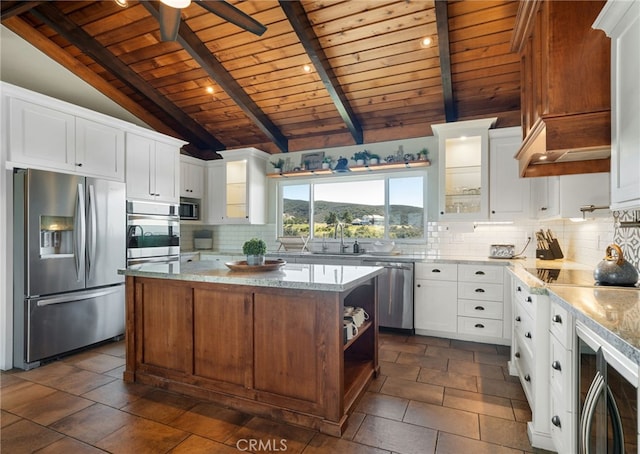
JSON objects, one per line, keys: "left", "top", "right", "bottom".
{"left": 1, "top": 332, "right": 549, "bottom": 453}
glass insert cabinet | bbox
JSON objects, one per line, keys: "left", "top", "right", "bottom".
{"left": 432, "top": 118, "right": 496, "bottom": 220}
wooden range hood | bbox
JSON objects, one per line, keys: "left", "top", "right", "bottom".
{"left": 512, "top": 0, "right": 611, "bottom": 178}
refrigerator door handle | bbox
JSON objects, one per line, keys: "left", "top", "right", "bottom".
{"left": 87, "top": 184, "right": 97, "bottom": 280}
{"left": 75, "top": 183, "right": 86, "bottom": 282}
{"left": 36, "top": 286, "right": 122, "bottom": 306}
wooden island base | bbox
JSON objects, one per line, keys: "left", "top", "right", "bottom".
{"left": 123, "top": 275, "right": 379, "bottom": 436}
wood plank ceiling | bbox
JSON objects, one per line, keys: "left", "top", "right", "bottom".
{"left": 1, "top": 0, "right": 521, "bottom": 159}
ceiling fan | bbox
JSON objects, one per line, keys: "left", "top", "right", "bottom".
{"left": 150, "top": 0, "right": 267, "bottom": 41}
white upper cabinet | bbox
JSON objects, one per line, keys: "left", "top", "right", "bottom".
{"left": 2, "top": 83, "right": 125, "bottom": 181}
{"left": 489, "top": 127, "right": 530, "bottom": 220}
{"left": 125, "top": 131, "right": 183, "bottom": 203}
{"left": 205, "top": 148, "right": 269, "bottom": 225}
{"left": 180, "top": 156, "right": 205, "bottom": 199}
{"left": 594, "top": 0, "right": 640, "bottom": 210}
{"left": 531, "top": 173, "right": 610, "bottom": 219}
{"left": 432, "top": 118, "right": 496, "bottom": 220}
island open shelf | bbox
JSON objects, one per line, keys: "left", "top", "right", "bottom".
{"left": 121, "top": 263, "right": 380, "bottom": 436}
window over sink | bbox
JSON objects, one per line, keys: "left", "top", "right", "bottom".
{"left": 278, "top": 174, "right": 425, "bottom": 241}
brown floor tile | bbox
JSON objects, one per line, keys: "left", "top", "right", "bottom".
{"left": 379, "top": 332, "right": 408, "bottom": 342}
{"left": 367, "top": 374, "right": 386, "bottom": 393}
{"left": 418, "top": 368, "right": 477, "bottom": 392}
{"left": 169, "top": 401, "right": 252, "bottom": 442}
{"left": 122, "top": 388, "right": 199, "bottom": 424}
{"left": 35, "top": 435, "right": 106, "bottom": 453}
{"left": 91, "top": 340, "right": 126, "bottom": 357}
{"left": 0, "top": 373, "right": 24, "bottom": 388}
{"left": 450, "top": 339, "right": 500, "bottom": 354}
{"left": 479, "top": 414, "right": 532, "bottom": 451}
{"left": 1, "top": 409, "right": 22, "bottom": 428}
{"left": 403, "top": 399, "right": 480, "bottom": 439}
{"left": 443, "top": 387, "right": 515, "bottom": 420}
{"left": 406, "top": 335, "right": 451, "bottom": 348}
{"left": 224, "top": 416, "right": 316, "bottom": 453}
{"left": 424, "top": 345, "right": 474, "bottom": 362}
{"left": 81, "top": 378, "right": 154, "bottom": 409}
{"left": 305, "top": 432, "right": 391, "bottom": 453}
{"left": 13, "top": 361, "right": 80, "bottom": 386}
{"left": 378, "top": 361, "right": 420, "bottom": 381}
{"left": 378, "top": 349, "right": 399, "bottom": 362}
{"left": 379, "top": 377, "right": 443, "bottom": 405}
{"left": 96, "top": 416, "right": 188, "bottom": 453}
{"left": 104, "top": 364, "right": 126, "bottom": 379}
{"left": 10, "top": 389, "right": 94, "bottom": 426}
{"left": 45, "top": 368, "right": 117, "bottom": 395}
{"left": 1, "top": 381, "right": 57, "bottom": 410}
{"left": 511, "top": 399, "right": 533, "bottom": 422}
{"left": 355, "top": 391, "right": 409, "bottom": 421}
{"left": 341, "top": 411, "right": 366, "bottom": 441}
{"left": 477, "top": 376, "right": 528, "bottom": 401}
{"left": 379, "top": 341, "right": 426, "bottom": 355}
{"left": 0, "top": 418, "right": 63, "bottom": 452}
{"left": 49, "top": 402, "right": 137, "bottom": 444}
{"left": 353, "top": 414, "right": 437, "bottom": 454}
{"left": 448, "top": 359, "right": 505, "bottom": 380}
{"left": 436, "top": 432, "right": 525, "bottom": 454}
{"left": 396, "top": 352, "right": 449, "bottom": 371}
{"left": 71, "top": 352, "right": 126, "bottom": 374}
{"left": 170, "top": 434, "right": 240, "bottom": 453}
{"left": 474, "top": 351, "right": 511, "bottom": 367}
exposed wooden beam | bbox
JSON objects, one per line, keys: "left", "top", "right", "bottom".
{"left": 28, "top": 2, "right": 225, "bottom": 153}
{"left": 142, "top": 2, "right": 289, "bottom": 153}
{"left": 279, "top": 0, "right": 363, "bottom": 145}
{"left": 435, "top": 0, "right": 456, "bottom": 122}
{"left": 0, "top": 1, "right": 43, "bottom": 21}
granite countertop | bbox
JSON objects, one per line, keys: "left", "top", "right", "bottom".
{"left": 119, "top": 260, "right": 384, "bottom": 292}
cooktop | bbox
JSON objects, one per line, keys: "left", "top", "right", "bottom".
{"left": 525, "top": 267, "right": 638, "bottom": 288}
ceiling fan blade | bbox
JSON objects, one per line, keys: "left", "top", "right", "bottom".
{"left": 197, "top": 0, "right": 266, "bottom": 36}
{"left": 159, "top": 3, "right": 182, "bottom": 41}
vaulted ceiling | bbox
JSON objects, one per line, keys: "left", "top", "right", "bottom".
{"left": 1, "top": 0, "right": 522, "bottom": 159}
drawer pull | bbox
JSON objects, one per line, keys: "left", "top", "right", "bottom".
{"left": 475, "top": 270, "right": 486, "bottom": 275}
{"left": 515, "top": 316, "right": 521, "bottom": 322}
{"left": 551, "top": 416, "right": 561, "bottom": 428}
{"left": 416, "top": 284, "right": 421, "bottom": 288}
{"left": 475, "top": 288, "right": 485, "bottom": 293}
{"left": 514, "top": 352, "right": 521, "bottom": 358}
{"left": 432, "top": 269, "right": 441, "bottom": 273}
{"left": 525, "top": 332, "right": 532, "bottom": 339}
{"left": 474, "top": 306, "right": 485, "bottom": 311}
{"left": 552, "top": 361, "right": 562, "bottom": 371}
{"left": 526, "top": 296, "right": 532, "bottom": 303}
{"left": 517, "top": 286, "right": 522, "bottom": 292}
{"left": 474, "top": 323, "right": 485, "bottom": 329}
{"left": 552, "top": 314, "right": 563, "bottom": 324}
{"left": 524, "top": 374, "right": 531, "bottom": 382}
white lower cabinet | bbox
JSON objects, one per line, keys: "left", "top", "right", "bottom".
{"left": 415, "top": 262, "right": 509, "bottom": 344}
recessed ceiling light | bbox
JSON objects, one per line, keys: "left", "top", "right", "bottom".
{"left": 539, "top": 155, "right": 548, "bottom": 161}
{"left": 206, "top": 86, "right": 214, "bottom": 94}
{"left": 420, "top": 37, "right": 432, "bottom": 48}
{"left": 114, "top": 0, "right": 128, "bottom": 7}
{"left": 160, "top": 0, "right": 191, "bottom": 8}
{"left": 303, "top": 64, "right": 312, "bottom": 73}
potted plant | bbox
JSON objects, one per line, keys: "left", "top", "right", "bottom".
{"left": 322, "top": 156, "right": 332, "bottom": 169}
{"left": 368, "top": 153, "right": 380, "bottom": 165}
{"left": 242, "top": 238, "right": 267, "bottom": 266}
{"left": 417, "top": 148, "right": 429, "bottom": 161}
{"left": 352, "top": 151, "right": 367, "bottom": 166}
{"left": 270, "top": 158, "right": 285, "bottom": 174}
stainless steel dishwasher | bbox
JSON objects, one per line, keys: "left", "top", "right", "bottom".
{"left": 363, "top": 260, "right": 414, "bottom": 332}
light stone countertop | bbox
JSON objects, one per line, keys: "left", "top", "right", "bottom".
{"left": 119, "top": 260, "right": 384, "bottom": 293}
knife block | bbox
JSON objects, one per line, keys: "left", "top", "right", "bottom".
{"left": 536, "top": 249, "right": 556, "bottom": 260}
{"left": 537, "top": 239, "right": 564, "bottom": 260}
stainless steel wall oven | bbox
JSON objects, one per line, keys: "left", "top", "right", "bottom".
{"left": 126, "top": 200, "right": 180, "bottom": 268}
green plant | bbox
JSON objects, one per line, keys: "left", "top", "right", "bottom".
{"left": 242, "top": 238, "right": 267, "bottom": 256}
{"left": 322, "top": 156, "right": 332, "bottom": 164}
{"left": 352, "top": 151, "right": 368, "bottom": 161}
{"left": 418, "top": 148, "right": 429, "bottom": 159}
{"left": 368, "top": 153, "right": 380, "bottom": 160}
{"left": 270, "top": 158, "right": 285, "bottom": 169}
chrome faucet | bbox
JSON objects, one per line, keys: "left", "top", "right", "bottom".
{"left": 334, "top": 222, "right": 348, "bottom": 253}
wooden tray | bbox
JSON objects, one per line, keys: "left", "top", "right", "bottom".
{"left": 225, "top": 259, "right": 287, "bottom": 272}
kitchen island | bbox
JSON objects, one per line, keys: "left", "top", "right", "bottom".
{"left": 119, "top": 261, "right": 383, "bottom": 436}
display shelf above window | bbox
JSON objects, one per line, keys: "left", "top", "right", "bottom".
{"left": 267, "top": 159, "right": 430, "bottom": 178}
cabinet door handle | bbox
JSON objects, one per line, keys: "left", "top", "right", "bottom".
{"left": 474, "top": 323, "right": 485, "bottom": 329}
{"left": 475, "top": 288, "right": 485, "bottom": 293}
{"left": 474, "top": 306, "right": 485, "bottom": 311}
{"left": 551, "top": 415, "right": 561, "bottom": 428}
{"left": 552, "top": 361, "right": 562, "bottom": 371}
{"left": 75, "top": 162, "right": 83, "bottom": 167}
{"left": 416, "top": 284, "right": 421, "bottom": 288}
{"left": 526, "top": 296, "right": 532, "bottom": 303}
{"left": 552, "top": 314, "right": 563, "bottom": 324}
{"left": 514, "top": 352, "right": 521, "bottom": 358}
{"left": 431, "top": 269, "right": 441, "bottom": 273}
{"left": 475, "top": 270, "right": 485, "bottom": 275}
{"left": 515, "top": 316, "right": 521, "bottom": 322}
{"left": 524, "top": 374, "right": 531, "bottom": 382}
{"left": 517, "top": 286, "right": 522, "bottom": 292}
{"left": 525, "top": 332, "right": 532, "bottom": 339}
{"left": 541, "top": 207, "right": 548, "bottom": 211}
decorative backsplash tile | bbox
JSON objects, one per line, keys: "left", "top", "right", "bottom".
{"left": 613, "top": 210, "right": 640, "bottom": 270}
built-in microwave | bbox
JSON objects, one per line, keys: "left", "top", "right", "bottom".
{"left": 179, "top": 197, "right": 200, "bottom": 220}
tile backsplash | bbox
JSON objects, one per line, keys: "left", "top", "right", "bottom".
{"left": 181, "top": 211, "right": 640, "bottom": 272}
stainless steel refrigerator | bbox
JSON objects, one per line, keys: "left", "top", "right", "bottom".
{"left": 13, "top": 169, "right": 126, "bottom": 369}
